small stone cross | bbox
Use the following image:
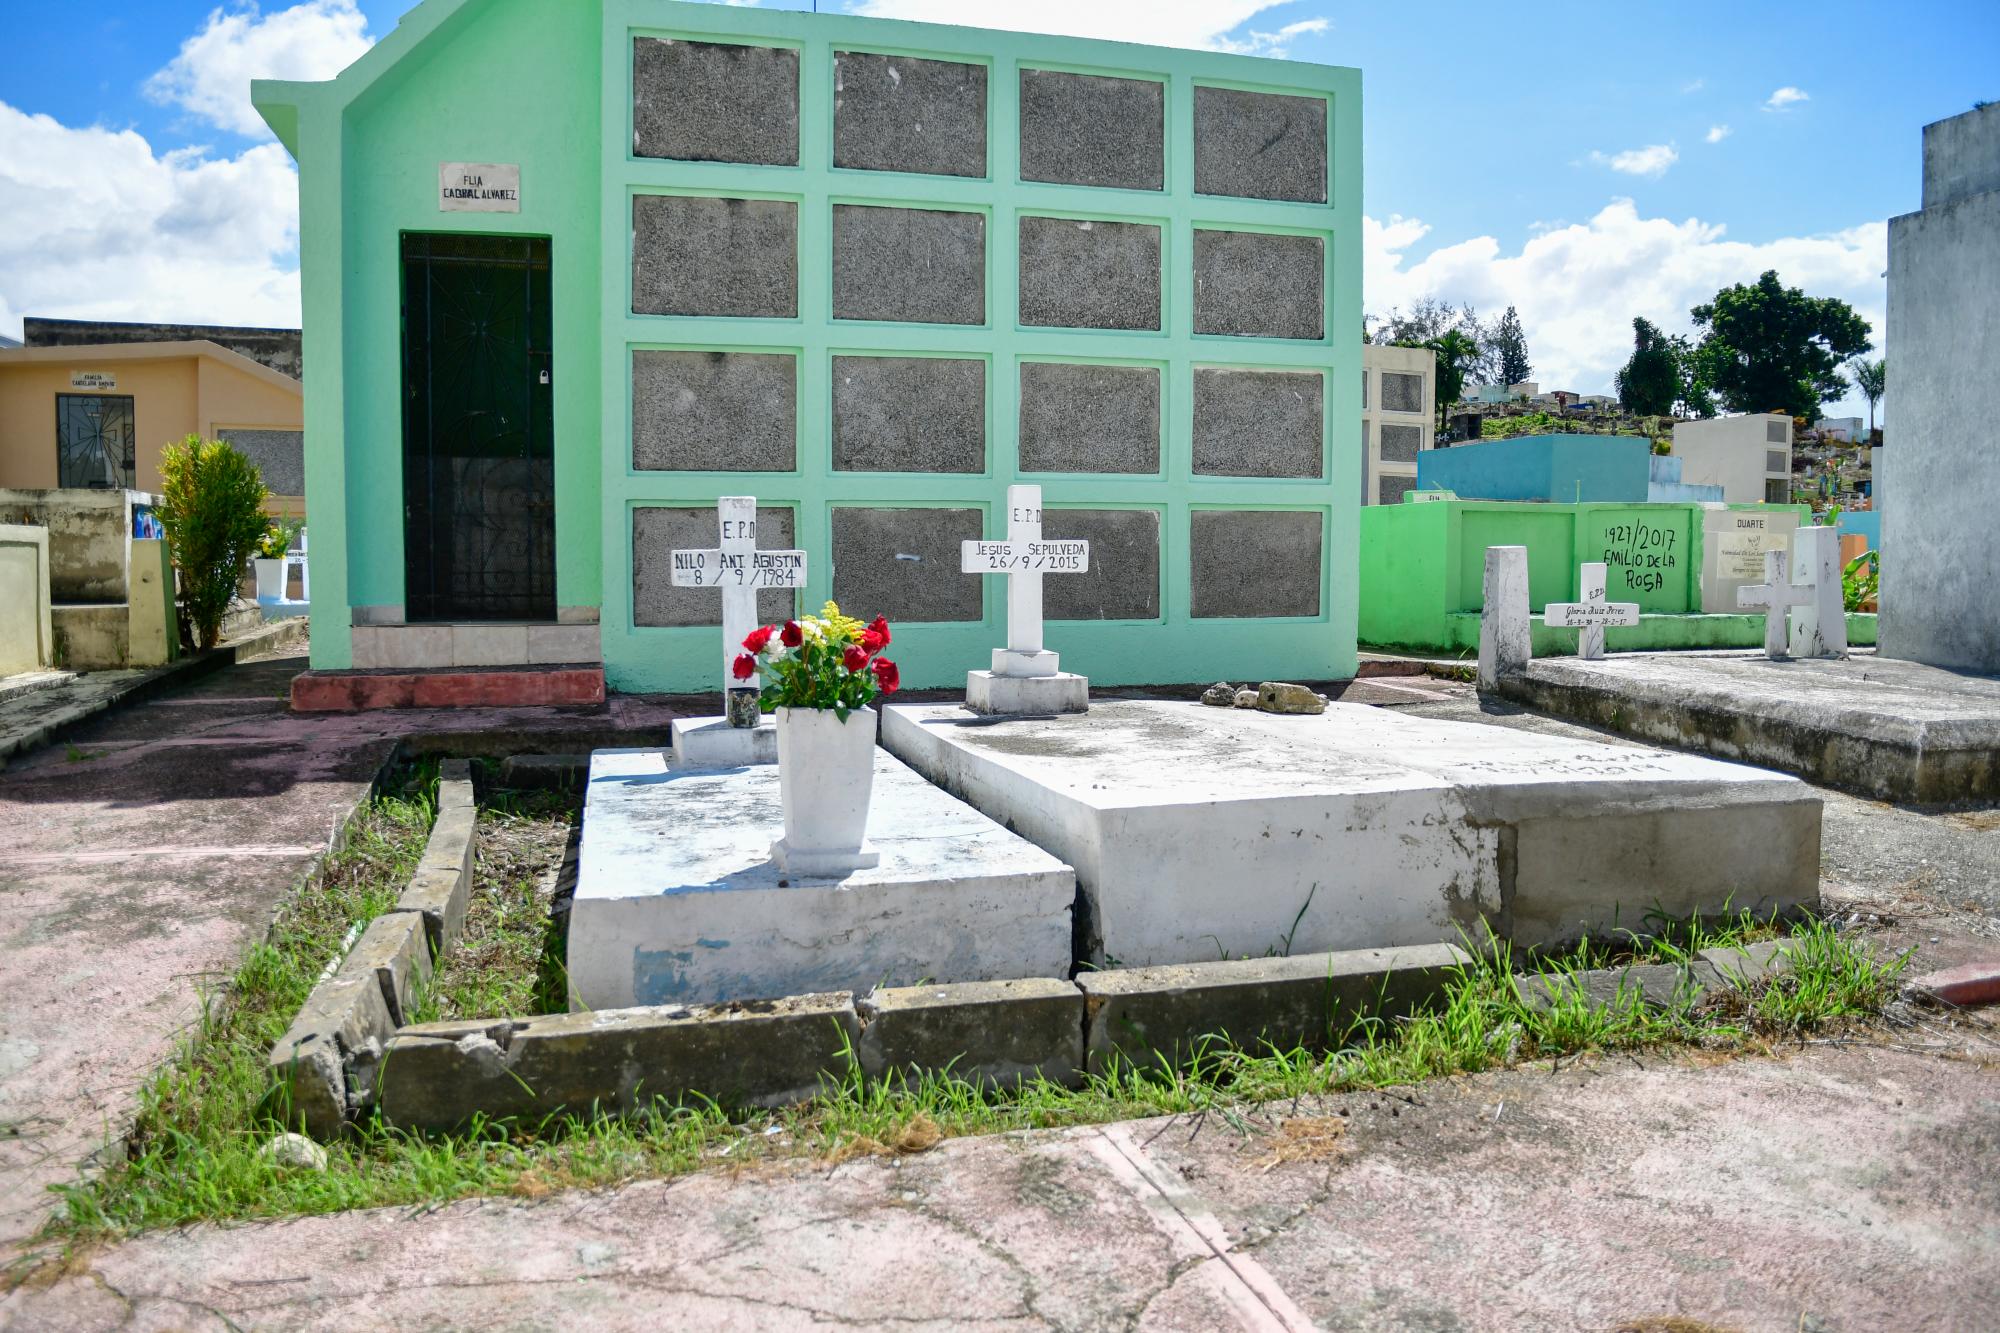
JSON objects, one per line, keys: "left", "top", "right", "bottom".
{"left": 960, "top": 484, "right": 1089, "bottom": 678}
{"left": 1737, "top": 525, "right": 1845, "bottom": 659}
{"left": 1543, "top": 562, "right": 1639, "bottom": 661}
{"left": 669, "top": 496, "right": 808, "bottom": 694}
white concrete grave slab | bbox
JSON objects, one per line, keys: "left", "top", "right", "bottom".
{"left": 568, "top": 747, "right": 1075, "bottom": 1009}
{"left": 1544, "top": 561, "right": 1639, "bottom": 660}
{"left": 883, "top": 699, "right": 1820, "bottom": 967}
{"left": 669, "top": 495, "right": 808, "bottom": 766}
{"left": 960, "top": 484, "right": 1090, "bottom": 714}
{"left": 1738, "top": 526, "right": 1846, "bottom": 660}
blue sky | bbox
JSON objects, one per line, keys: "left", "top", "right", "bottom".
{"left": 3, "top": 0, "right": 1994, "bottom": 413}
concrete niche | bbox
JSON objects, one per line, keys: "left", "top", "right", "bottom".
{"left": 1193, "top": 86, "right": 1328, "bottom": 203}
{"left": 1041, "top": 508, "right": 1160, "bottom": 621}
{"left": 633, "top": 505, "right": 798, "bottom": 627}
{"left": 832, "top": 356, "right": 985, "bottom": 473}
{"left": 834, "top": 51, "right": 987, "bottom": 178}
{"left": 1192, "top": 229, "right": 1324, "bottom": 340}
{"left": 831, "top": 507, "right": 983, "bottom": 623}
{"left": 632, "top": 38, "right": 799, "bottom": 166}
{"left": 1381, "top": 372, "right": 1424, "bottom": 415}
{"left": 1017, "top": 362, "right": 1160, "bottom": 475}
{"left": 832, "top": 205, "right": 986, "bottom": 325}
{"left": 1017, "top": 69, "right": 1164, "bottom": 191}
{"left": 1190, "top": 510, "right": 1323, "bottom": 618}
{"left": 633, "top": 350, "right": 796, "bottom": 472}
{"left": 217, "top": 429, "right": 305, "bottom": 497}
{"left": 1378, "top": 474, "right": 1416, "bottom": 506}
{"left": 633, "top": 195, "right": 797, "bottom": 319}
{"left": 1191, "top": 368, "right": 1324, "bottom": 478}
{"left": 1379, "top": 423, "right": 1422, "bottom": 464}
{"left": 1018, "top": 216, "right": 1161, "bottom": 331}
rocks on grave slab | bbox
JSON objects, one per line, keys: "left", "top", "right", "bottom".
{"left": 1233, "top": 689, "right": 1259, "bottom": 708}
{"left": 1201, "top": 681, "right": 1237, "bottom": 707}
{"left": 1256, "top": 682, "right": 1327, "bottom": 715}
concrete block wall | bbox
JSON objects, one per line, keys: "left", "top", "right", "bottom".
{"left": 603, "top": 3, "right": 1360, "bottom": 691}
{"left": 1360, "top": 343, "right": 1434, "bottom": 505}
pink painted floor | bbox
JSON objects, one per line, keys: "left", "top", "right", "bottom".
{"left": 0, "top": 651, "right": 670, "bottom": 1252}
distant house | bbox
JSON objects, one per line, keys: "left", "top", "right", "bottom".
{"left": 1671, "top": 413, "right": 1793, "bottom": 505}
{"left": 0, "top": 328, "right": 305, "bottom": 515}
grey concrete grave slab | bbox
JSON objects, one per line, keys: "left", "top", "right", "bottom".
{"left": 632, "top": 38, "right": 799, "bottom": 166}
{"left": 1017, "top": 361, "right": 1161, "bottom": 475}
{"left": 1192, "top": 229, "right": 1324, "bottom": 340}
{"left": 1041, "top": 508, "right": 1160, "bottom": 621}
{"left": 1191, "top": 367, "right": 1324, "bottom": 478}
{"left": 1018, "top": 216, "right": 1161, "bottom": 331}
{"left": 1193, "top": 85, "right": 1328, "bottom": 203}
{"left": 832, "top": 356, "right": 985, "bottom": 473}
{"left": 833, "top": 205, "right": 985, "bottom": 325}
{"left": 830, "top": 506, "right": 983, "bottom": 623}
{"left": 1018, "top": 68, "right": 1164, "bottom": 190}
{"left": 632, "top": 350, "right": 796, "bottom": 473}
{"left": 633, "top": 195, "right": 797, "bottom": 319}
{"left": 633, "top": 505, "right": 798, "bottom": 628}
{"left": 1495, "top": 651, "right": 2000, "bottom": 805}
{"left": 1189, "top": 509, "right": 1323, "bottom": 618}
{"left": 858, "top": 978, "right": 1083, "bottom": 1089}
{"left": 834, "top": 50, "right": 987, "bottom": 178}
{"left": 882, "top": 699, "right": 1821, "bottom": 969}
{"left": 566, "top": 748, "right": 1075, "bottom": 1009}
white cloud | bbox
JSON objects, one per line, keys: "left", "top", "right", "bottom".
{"left": 145, "top": 0, "right": 374, "bottom": 138}
{"left": 1680, "top": 77, "right": 1705, "bottom": 94}
{"left": 1764, "top": 86, "right": 1810, "bottom": 112}
{"left": 1365, "top": 199, "right": 1886, "bottom": 412}
{"left": 845, "top": 1, "right": 1319, "bottom": 53}
{"left": 1705, "top": 124, "right": 1732, "bottom": 144}
{"left": 0, "top": 102, "right": 301, "bottom": 337}
{"left": 1589, "top": 143, "right": 1679, "bottom": 178}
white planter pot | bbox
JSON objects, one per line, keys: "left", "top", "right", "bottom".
{"left": 253, "top": 558, "right": 285, "bottom": 601}
{"left": 772, "top": 705, "right": 879, "bottom": 874}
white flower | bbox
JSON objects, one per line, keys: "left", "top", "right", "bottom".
{"left": 799, "top": 619, "right": 825, "bottom": 644}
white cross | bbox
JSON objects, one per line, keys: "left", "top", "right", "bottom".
{"left": 1737, "top": 526, "right": 1845, "bottom": 659}
{"left": 1543, "top": 561, "right": 1639, "bottom": 660}
{"left": 669, "top": 496, "right": 808, "bottom": 692}
{"left": 960, "top": 484, "right": 1090, "bottom": 678}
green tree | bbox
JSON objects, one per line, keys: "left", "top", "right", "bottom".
{"left": 1491, "top": 305, "right": 1532, "bottom": 386}
{"left": 1849, "top": 357, "right": 1885, "bottom": 433}
{"left": 1615, "top": 318, "right": 1680, "bottom": 415}
{"left": 155, "top": 435, "right": 271, "bottom": 650}
{"left": 1689, "top": 270, "right": 1873, "bottom": 418}
{"left": 1412, "top": 329, "right": 1479, "bottom": 430}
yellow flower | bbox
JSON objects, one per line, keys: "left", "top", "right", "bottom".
{"left": 818, "top": 600, "right": 866, "bottom": 644}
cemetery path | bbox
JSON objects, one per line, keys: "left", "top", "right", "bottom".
{"left": 0, "top": 651, "right": 672, "bottom": 1256}
{"left": 4, "top": 1041, "right": 1995, "bottom": 1331}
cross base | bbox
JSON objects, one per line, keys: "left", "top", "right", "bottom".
{"left": 992, "top": 648, "right": 1062, "bottom": 678}
{"left": 966, "top": 669, "right": 1089, "bottom": 717}
{"left": 671, "top": 715, "right": 778, "bottom": 768}
{"left": 770, "top": 836, "right": 881, "bottom": 877}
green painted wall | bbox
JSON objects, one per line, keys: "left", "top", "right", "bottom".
{"left": 261, "top": 0, "right": 603, "bottom": 670}
{"left": 1357, "top": 498, "right": 1874, "bottom": 655}
{"left": 261, "top": 0, "right": 1361, "bottom": 690}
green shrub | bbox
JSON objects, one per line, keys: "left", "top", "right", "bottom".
{"left": 156, "top": 435, "right": 271, "bottom": 650}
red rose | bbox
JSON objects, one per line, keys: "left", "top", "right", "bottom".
{"left": 871, "top": 657, "right": 900, "bottom": 693}
{"left": 843, "top": 644, "right": 869, "bottom": 672}
{"left": 780, "top": 620, "right": 803, "bottom": 648}
{"left": 731, "top": 653, "right": 757, "bottom": 681}
{"left": 742, "top": 625, "right": 774, "bottom": 654}
{"left": 865, "top": 616, "right": 892, "bottom": 651}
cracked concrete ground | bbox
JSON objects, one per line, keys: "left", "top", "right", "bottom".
{"left": 4, "top": 1043, "right": 1996, "bottom": 1331}
{"left": 4, "top": 662, "right": 1999, "bottom": 1330}
{"left": 0, "top": 651, "right": 671, "bottom": 1253}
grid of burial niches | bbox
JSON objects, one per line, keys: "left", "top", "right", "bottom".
{"left": 624, "top": 36, "right": 1338, "bottom": 630}
{"left": 1360, "top": 347, "right": 1436, "bottom": 507}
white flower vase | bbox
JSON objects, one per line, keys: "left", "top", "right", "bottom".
{"left": 771, "top": 705, "right": 880, "bottom": 875}
{"left": 253, "top": 558, "right": 285, "bottom": 601}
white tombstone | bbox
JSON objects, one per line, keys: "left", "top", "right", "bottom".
{"left": 1477, "top": 545, "right": 1531, "bottom": 689}
{"left": 667, "top": 496, "right": 809, "bottom": 767}
{"left": 959, "top": 484, "right": 1090, "bottom": 715}
{"left": 1737, "top": 526, "right": 1846, "bottom": 660}
{"left": 1543, "top": 561, "right": 1640, "bottom": 661}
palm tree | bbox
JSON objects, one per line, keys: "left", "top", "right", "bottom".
{"left": 1423, "top": 329, "right": 1480, "bottom": 434}
{"left": 1850, "top": 357, "right": 1885, "bottom": 434}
